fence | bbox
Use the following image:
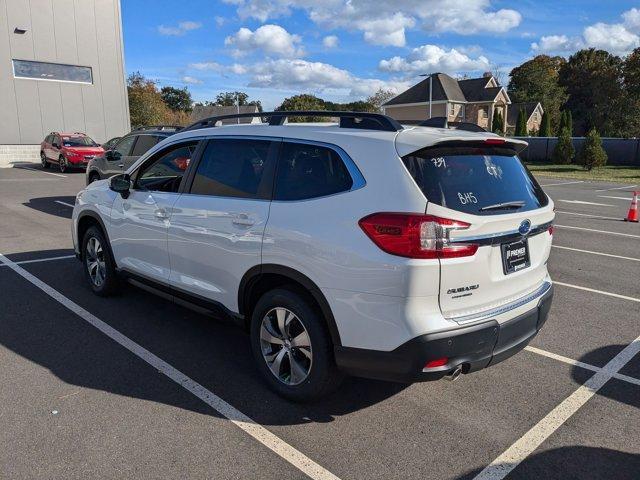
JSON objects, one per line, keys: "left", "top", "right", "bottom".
{"left": 514, "top": 137, "right": 640, "bottom": 166}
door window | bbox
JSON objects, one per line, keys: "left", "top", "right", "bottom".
{"left": 113, "top": 136, "right": 136, "bottom": 157}
{"left": 274, "top": 142, "right": 353, "bottom": 201}
{"left": 190, "top": 139, "right": 274, "bottom": 199}
{"left": 131, "top": 135, "right": 160, "bottom": 157}
{"left": 136, "top": 141, "right": 199, "bottom": 193}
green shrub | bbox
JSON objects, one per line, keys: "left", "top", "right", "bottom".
{"left": 579, "top": 128, "right": 607, "bottom": 171}
{"left": 539, "top": 111, "right": 551, "bottom": 137}
{"left": 492, "top": 110, "right": 504, "bottom": 135}
{"left": 515, "top": 108, "right": 528, "bottom": 136}
{"left": 552, "top": 127, "right": 575, "bottom": 164}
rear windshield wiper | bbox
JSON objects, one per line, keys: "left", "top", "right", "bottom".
{"left": 479, "top": 200, "right": 526, "bottom": 212}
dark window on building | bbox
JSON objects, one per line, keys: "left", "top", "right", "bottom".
{"left": 274, "top": 142, "right": 353, "bottom": 201}
{"left": 131, "top": 135, "right": 160, "bottom": 157}
{"left": 136, "top": 142, "right": 199, "bottom": 193}
{"left": 190, "top": 139, "right": 273, "bottom": 199}
{"left": 13, "top": 59, "right": 93, "bottom": 84}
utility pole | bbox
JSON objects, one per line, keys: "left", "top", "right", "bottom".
{"left": 419, "top": 73, "right": 433, "bottom": 119}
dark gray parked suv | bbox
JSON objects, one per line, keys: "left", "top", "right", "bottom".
{"left": 85, "top": 126, "right": 180, "bottom": 184}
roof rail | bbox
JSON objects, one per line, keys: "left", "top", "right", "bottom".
{"left": 181, "top": 111, "right": 404, "bottom": 133}
{"left": 418, "top": 117, "right": 487, "bottom": 133}
{"left": 133, "top": 125, "right": 182, "bottom": 132}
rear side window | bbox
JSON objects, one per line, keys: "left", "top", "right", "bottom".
{"left": 274, "top": 142, "right": 353, "bottom": 201}
{"left": 402, "top": 146, "right": 548, "bottom": 215}
{"left": 190, "top": 139, "right": 274, "bottom": 199}
{"left": 131, "top": 135, "right": 159, "bottom": 156}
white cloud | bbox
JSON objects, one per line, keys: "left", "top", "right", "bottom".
{"left": 225, "top": 24, "right": 304, "bottom": 58}
{"left": 322, "top": 35, "right": 339, "bottom": 48}
{"left": 188, "top": 62, "right": 248, "bottom": 75}
{"left": 245, "top": 58, "right": 408, "bottom": 97}
{"left": 182, "top": 76, "right": 203, "bottom": 84}
{"left": 157, "top": 21, "right": 202, "bottom": 36}
{"left": 379, "top": 45, "right": 490, "bottom": 76}
{"left": 532, "top": 8, "right": 640, "bottom": 56}
{"left": 214, "top": 16, "right": 226, "bottom": 27}
{"left": 222, "top": 0, "right": 521, "bottom": 46}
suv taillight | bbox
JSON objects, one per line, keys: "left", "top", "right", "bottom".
{"left": 358, "top": 213, "right": 478, "bottom": 259}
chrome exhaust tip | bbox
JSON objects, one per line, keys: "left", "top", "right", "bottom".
{"left": 445, "top": 365, "right": 463, "bottom": 382}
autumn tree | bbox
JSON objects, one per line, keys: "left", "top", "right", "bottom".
{"left": 127, "top": 72, "right": 170, "bottom": 128}
{"left": 161, "top": 86, "right": 193, "bottom": 113}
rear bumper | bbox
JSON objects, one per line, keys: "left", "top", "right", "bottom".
{"left": 334, "top": 284, "right": 554, "bottom": 383}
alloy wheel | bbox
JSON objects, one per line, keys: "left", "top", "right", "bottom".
{"left": 85, "top": 236, "right": 106, "bottom": 288}
{"left": 59, "top": 156, "right": 67, "bottom": 173}
{"left": 40, "top": 153, "right": 47, "bottom": 168}
{"left": 259, "top": 307, "right": 312, "bottom": 385}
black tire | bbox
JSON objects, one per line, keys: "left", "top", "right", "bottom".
{"left": 81, "top": 225, "right": 119, "bottom": 296}
{"left": 88, "top": 171, "right": 100, "bottom": 184}
{"left": 40, "top": 152, "right": 49, "bottom": 169}
{"left": 59, "top": 155, "right": 68, "bottom": 173}
{"left": 250, "top": 287, "right": 343, "bottom": 401}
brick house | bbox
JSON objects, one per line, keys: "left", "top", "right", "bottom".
{"left": 382, "top": 72, "right": 511, "bottom": 131}
{"left": 506, "top": 102, "right": 544, "bottom": 135}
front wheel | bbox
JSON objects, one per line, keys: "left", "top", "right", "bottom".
{"left": 82, "top": 226, "right": 119, "bottom": 296}
{"left": 250, "top": 288, "right": 343, "bottom": 401}
{"left": 41, "top": 152, "right": 49, "bottom": 169}
{"left": 59, "top": 156, "right": 68, "bottom": 173}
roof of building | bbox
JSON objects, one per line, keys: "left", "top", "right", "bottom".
{"left": 384, "top": 73, "right": 508, "bottom": 107}
{"left": 191, "top": 104, "right": 260, "bottom": 124}
{"left": 506, "top": 102, "right": 543, "bottom": 126}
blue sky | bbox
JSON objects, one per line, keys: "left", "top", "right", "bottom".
{"left": 122, "top": 1, "right": 640, "bottom": 109}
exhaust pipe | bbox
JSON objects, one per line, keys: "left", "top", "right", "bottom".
{"left": 445, "top": 365, "right": 463, "bottom": 382}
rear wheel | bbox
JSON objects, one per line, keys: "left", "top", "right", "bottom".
{"left": 59, "top": 155, "right": 68, "bottom": 173}
{"left": 82, "top": 226, "right": 119, "bottom": 296}
{"left": 250, "top": 288, "right": 343, "bottom": 401}
{"left": 40, "top": 152, "right": 49, "bottom": 169}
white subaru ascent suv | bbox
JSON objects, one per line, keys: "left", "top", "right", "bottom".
{"left": 72, "top": 111, "right": 554, "bottom": 401}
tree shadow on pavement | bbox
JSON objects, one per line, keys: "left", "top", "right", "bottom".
{"left": 458, "top": 446, "right": 640, "bottom": 480}
{"left": 0, "top": 249, "right": 409, "bottom": 425}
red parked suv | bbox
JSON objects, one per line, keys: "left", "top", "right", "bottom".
{"left": 40, "top": 132, "right": 105, "bottom": 173}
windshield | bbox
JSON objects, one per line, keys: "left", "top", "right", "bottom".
{"left": 62, "top": 136, "right": 98, "bottom": 147}
{"left": 402, "top": 146, "right": 548, "bottom": 215}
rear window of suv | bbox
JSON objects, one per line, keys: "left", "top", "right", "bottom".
{"left": 402, "top": 145, "right": 548, "bottom": 216}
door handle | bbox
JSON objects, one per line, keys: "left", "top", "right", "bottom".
{"left": 155, "top": 208, "right": 169, "bottom": 220}
{"left": 232, "top": 214, "right": 255, "bottom": 227}
{"left": 118, "top": 163, "right": 124, "bottom": 168}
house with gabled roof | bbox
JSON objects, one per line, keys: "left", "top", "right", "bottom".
{"left": 506, "top": 102, "right": 544, "bottom": 135}
{"left": 382, "top": 72, "right": 512, "bottom": 131}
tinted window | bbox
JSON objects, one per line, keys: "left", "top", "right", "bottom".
{"left": 62, "top": 135, "right": 98, "bottom": 147}
{"left": 45, "top": 135, "right": 53, "bottom": 143}
{"left": 402, "top": 146, "right": 548, "bottom": 216}
{"left": 114, "top": 136, "right": 136, "bottom": 157}
{"left": 274, "top": 142, "right": 353, "bottom": 201}
{"left": 136, "top": 142, "right": 198, "bottom": 193}
{"left": 190, "top": 139, "right": 273, "bottom": 199}
{"left": 131, "top": 135, "right": 159, "bottom": 156}
{"left": 13, "top": 59, "right": 93, "bottom": 84}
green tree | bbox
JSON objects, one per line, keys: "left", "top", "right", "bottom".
{"left": 578, "top": 128, "right": 608, "bottom": 171}
{"left": 492, "top": 110, "right": 504, "bottom": 135}
{"left": 539, "top": 111, "right": 552, "bottom": 137}
{"left": 515, "top": 108, "right": 528, "bottom": 136}
{"left": 566, "top": 110, "right": 573, "bottom": 135}
{"left": 508, "top": 55, "right": 567, "bottom": 131}
{"left": 214, "top": 91, "right": 263, "bottom": 111}
{"left": 622, "top": 48, "right": 640, "bottom": 137}
{"left": 160, "top": 86, "right": 193, "bottom": 113}
{"left": 365, "top": 88, "right": 396, "bottom": 112}
{"left": 275, "top": 94, "right": 328, "bottom": 122}
{"left": 552, "top": 128, "right": 575, "bottom": 164}
{"left": 559, "top": 49, "right": 624, "bottom": 136}
{"left": 127, "top": 72, "right": 170, "bottom": 128}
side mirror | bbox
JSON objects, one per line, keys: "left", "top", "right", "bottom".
{"left": 110, "top": 174, "right": 131, "bottom": 198}
{"left": 105, "top": 150, "right": 120, "bottom": 161}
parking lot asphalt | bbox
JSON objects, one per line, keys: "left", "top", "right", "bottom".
{"left": 0, "top": 166, "right": 638, "bottom": 479}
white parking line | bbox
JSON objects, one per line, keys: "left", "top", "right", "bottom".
{"left": 595, "top": 184, "right": 637, "bottom": 192}
{"left": 0, "top": 254, "right": 76, "bottom": 267}
{"left": 598, "top": 195, "right": 633, "bottom": 202}
{"left": 539, "top": 181, "right": 584, "bottom": 187}
{"left": 473, "top": 334, "right": 640, "bottom": 480}
{"left": 555, "top": 281, "right": 640, "bottom": 303}
{"left": 558, "top": 200, "right": 613, "bottom": 207}
{"left": 0, "top": 253, "right": 341, "bottom": 480}
{"left": 555, "top": 211, "right": 621, "bottom": 221}
{"left": 54, "top": 200, "right": 75, "bottom": 208}
{"left": 15, "top": 166, "right": 66, "bottom": 178}
{"left": 552, "top": 245, "right": 640, "bottom": 262}
{"left": 525, "top": 346, "right": 640, "bottom": 387}
{"left": 554, "top": 225, "right": 640, "bottom": 239}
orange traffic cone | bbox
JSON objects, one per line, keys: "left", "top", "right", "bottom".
{"left": 625, "top": 191, "right": 639, "bottom": 222}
